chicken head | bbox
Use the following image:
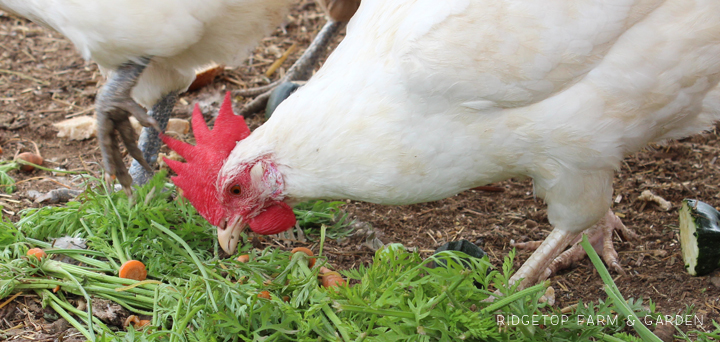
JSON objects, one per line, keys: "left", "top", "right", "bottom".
{"left": 161, "top": 93, "right": 295, "bottom": 254}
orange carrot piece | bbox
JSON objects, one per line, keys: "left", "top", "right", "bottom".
{"left": 291, "top": 247, "right": 313, "bottom": 256}
{"left": 290, "top": 247, "right": 316, "bottom": 268}
{"left": 318, "top": 266, "right": 346, "bottom": 287}
{"left": 236, "top": 254, "right": 250, "bottom": 263}
{"left": 26, "top": 248, "right": 46, "bottom": 260}
{"left": 16, "top": 152, "right": 43, "bottom": 172}
{"left": 123, "top": 315, "right": 140, "bottom": 329}
{"left": 258, "top": 291, "right": 271, "bottom": 300}
{"left": 134, "top": 320, "right": 152, "bottom": 329}
{"left": 322, "top": 274, "right": 346, "bottom": 288}
{"left": 119, "top": 260, "right": 147, "bottom": 281}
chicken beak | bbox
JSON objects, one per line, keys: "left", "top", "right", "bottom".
{"left": 217, "top": 216, "right": 246, "bottom": 255}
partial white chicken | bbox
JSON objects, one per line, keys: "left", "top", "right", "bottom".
{"left": 0, "top": 0, "right": 358, "bottom": 189}
{"left": 162, "top": 0, "right": 720, "bottom": 289}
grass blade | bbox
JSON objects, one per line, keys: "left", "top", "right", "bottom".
{"left": 150, "top": 221, "right": 218, "bottom": 311}
{"left": 580, "top": 234, "right": 661, "bottom": 342}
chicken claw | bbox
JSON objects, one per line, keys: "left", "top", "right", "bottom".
{"left": 513, "top": 210, "right": 639, "bottom": 281}
{"left": 95, "top": 58, "right": 158, "bottom": 190}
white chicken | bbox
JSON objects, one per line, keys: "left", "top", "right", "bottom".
{"left": 162, "top": 0, "right": 720, "bottom": 289}
{"left": 0, "top": 0, "right": 358, "bottom": 189}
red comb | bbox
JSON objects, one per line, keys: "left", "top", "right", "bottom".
{"left": 161, "top": 92, "right": 249, "bottom": 225}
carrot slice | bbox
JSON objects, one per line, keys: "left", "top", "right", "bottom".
{"left": 119, "top": 260, "right": 147, "bottom": 281}
{"left": 123, "top": 315, "right": 140, "bottom": 329}
{"left": 291, "top": 247, "right": 313, "bottom": 256}
{"left": 258, "top": 290, "right": 271, "bottom": 300}
{"left": 290, "top": 247, "right": 316, "bottom": 268}
{"left": 236, "top": 254, "right": 250, "bottom": 263}
{"left": 135, "top": 320, "right": 152, "bottom": 329}
{"left": 16, "top": 152, "right": 43, "bottom": 172}
{"left": 27, "top": 248, "right": 46, "bottom": 260}
{"left": 322, "top": 274, "right": 346, "bottom": 288}
{"left": 318, "top": 266, "right": 346, "bottom": 287}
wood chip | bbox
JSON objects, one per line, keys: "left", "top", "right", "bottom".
{"left": 54, "top": 116, "right": 188, "bottom": 141}
{"left": 53, "top": 116, "right": 96, "bottom": 140}
{"left": 187, "top": 65, "right": 225, "bottom": 92}
{"left": 637, "top": 190, "right": 672, "bottom": 211}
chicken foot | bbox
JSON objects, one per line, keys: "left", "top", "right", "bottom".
{"left": 512, "top": 210, "right": 638, "bottom": 281}
{"left": 95, "top": 57, "right": 159, "bottom": 191}
{"left": 508, "top": 228, "right": 581, "bottom": 290}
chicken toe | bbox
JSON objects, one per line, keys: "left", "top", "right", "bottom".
{"left": 509, "top": 228, "right": 580, "bottom": 289}
{"left": 513, "top": 210, "right": 638, "bottom": 281}
{"left": 95, "top": 57, "right": 156, "bottom": 189}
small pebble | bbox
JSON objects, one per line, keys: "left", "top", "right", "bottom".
{"left": 42, "top": 318, "right": 70, "bottom": 334}
{"left": 653, "top": 249, "right": 668, "bottom": 257}
{"left": 710, "top": 276, "right": 720, "bottom": 289}
{"left": 539, "top": 286, "right": 555, "bottom": 306}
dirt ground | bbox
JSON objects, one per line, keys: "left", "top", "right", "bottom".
{"left": 1, "top": 1, "right": 720, "bottom": 340}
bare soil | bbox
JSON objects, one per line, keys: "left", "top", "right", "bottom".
{"left": 1, "top": 1, "right": 719, "bottom": 340}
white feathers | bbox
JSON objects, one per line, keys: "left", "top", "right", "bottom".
{"left": 250, "top": 162, "right": 265, "bottom": 187}
{"left": 0, "top": 0, "right": 291, "bottom": 107}
{"left": 225, "top": 0, "right": 720, "bottom": 233}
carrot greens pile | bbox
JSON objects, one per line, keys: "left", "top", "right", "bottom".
{"left": 1, "top": 172, "right": 719, "bottom": 341}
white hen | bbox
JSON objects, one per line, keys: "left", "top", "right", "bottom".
{"left": 0, "top": 0, "right": 358, "bottom": 189}
{"left": 162, "top": 0, "right": 720, "bottom": 288}
{"left": 4, "top": 1, "right": 288, "bottom": 109}
{"left": 0, "top": 0, "right": 292, "bottom": 188}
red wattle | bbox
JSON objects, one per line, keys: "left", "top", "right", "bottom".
{"left": 247, "top": 202, "right": 296, "bottom": 235}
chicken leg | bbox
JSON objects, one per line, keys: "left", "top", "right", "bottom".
{"left": 512, "top": 210, "right": 638, "bottom": 283}
{"left": 95, "top": 57, "right": 159, "bottom": 191}
{"left": 100, "top": 20, "right": 347, "bottom": 189}
{"left": 235, "top": 20, "right": 345, "bottom": 116}
{"left": 128, "top": 92, "right": 178, "bottom": 186}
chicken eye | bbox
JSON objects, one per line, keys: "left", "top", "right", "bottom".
{"left": 229, "top": 185, "right": 242, "bottom": 196}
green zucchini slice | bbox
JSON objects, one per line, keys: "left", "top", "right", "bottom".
{"left": 679, "top": 199, "right": 720, "bottom": 276}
